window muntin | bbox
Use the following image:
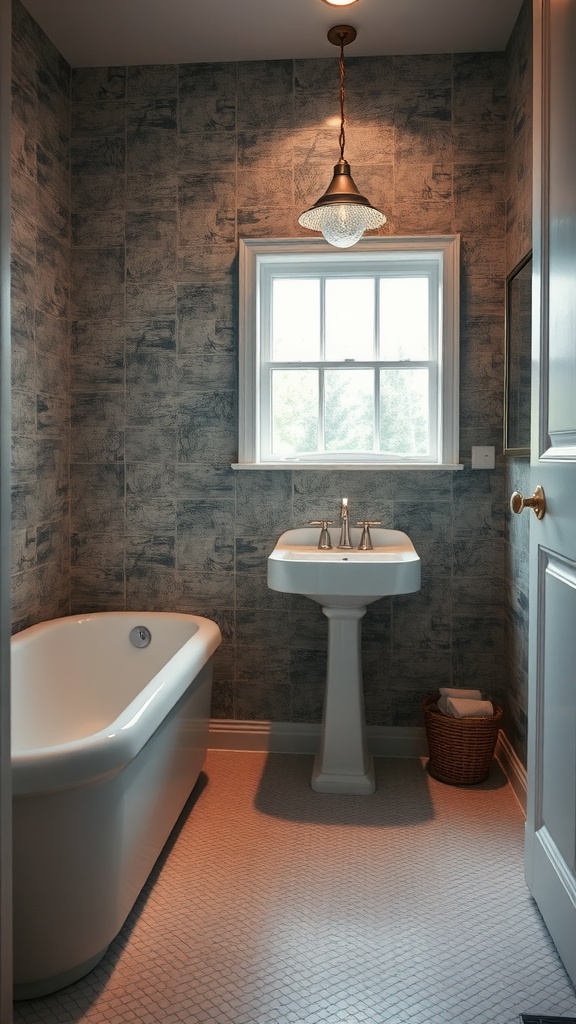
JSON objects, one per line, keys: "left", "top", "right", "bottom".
{"left": 325, "top": 278, "right": 375, "bottom": 360}
{"left": 379, "top": 367, "right": 430, "bottom": 457}
{"left": 379, "top": 277, "right": 430, "bottom": 360}
{"left": 271, "top": 278, "right": 320, "bottom": 360}
{"left": 271, "top": 368, "right": 319, "bottom": 456}
{"left": 237, "top": 237, "right": 460, "bottom": 469}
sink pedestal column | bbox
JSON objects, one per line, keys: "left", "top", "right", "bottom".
{"left": 311, "top": 605, "right": 375, "bottom": 795}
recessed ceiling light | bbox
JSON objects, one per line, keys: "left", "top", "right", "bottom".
{"left": 320, "top": 0, "right": 360, "bottom": 7}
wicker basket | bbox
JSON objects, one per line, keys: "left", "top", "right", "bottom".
{"left": 423, "top": 693, "right": 503, "bottom": 785}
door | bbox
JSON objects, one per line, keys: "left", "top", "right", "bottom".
{"left": 524, "top": 0, "right": 576, "bottom": 987}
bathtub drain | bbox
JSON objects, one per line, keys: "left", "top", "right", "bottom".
{"left": 129, "top": 626, "right": 152, "bottom": 648}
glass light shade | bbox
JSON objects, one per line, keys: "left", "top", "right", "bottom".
{"left": 321, "top": 0, "right": 360, "bottom": 6}
{"left": 299, "top": 202, "right": 384, "bottom": 248}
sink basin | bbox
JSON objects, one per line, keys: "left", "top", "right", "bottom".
{"left": 267, "top": 527, "right": 421, "bottom": 607}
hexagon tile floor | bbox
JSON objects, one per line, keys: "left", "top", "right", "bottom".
{"left": 13, "top": 751, "right": 576, "bottom": 1024}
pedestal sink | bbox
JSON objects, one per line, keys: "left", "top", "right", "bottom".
{"left": 267, "top": 527, "right": 421, "bottom": 795}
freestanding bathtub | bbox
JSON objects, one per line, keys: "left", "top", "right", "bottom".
{"left": 11, "top": 611, "right": 221, "bottom": 999}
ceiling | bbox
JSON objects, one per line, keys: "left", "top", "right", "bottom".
{"left": 20, "top": 0, "right": 525, "bottom": 67}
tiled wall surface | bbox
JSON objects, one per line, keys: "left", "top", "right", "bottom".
{"left": 11, "top": 0, "right": 71, "bottom": 633}
{"left": 68, "top": 52, "right": 508, "bottom": 728}
{"left": 12, "top": 0, "right": 518, "bottom": 736}
{"left": 504, "top": 0, "right": 532, "bottom": 763}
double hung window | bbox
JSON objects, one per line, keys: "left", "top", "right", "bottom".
{"left": 237, "top": 236, "right": 460, "bottom": 469}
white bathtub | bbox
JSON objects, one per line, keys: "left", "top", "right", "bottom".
{"left": 11, "top": 611, "right": 221, "bottom": 1000}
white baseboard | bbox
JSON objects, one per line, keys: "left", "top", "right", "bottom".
{"left": 208, "top": 719, "right": 428, "bottom": 758}
{"left": 209, "top": 720, "right": 528, "bottom": 813}
{"left": 208, "top": 719, "right": 319, "bottom": 754}
{"left": 495, "top": 730, "right": 527, "bottom": 814}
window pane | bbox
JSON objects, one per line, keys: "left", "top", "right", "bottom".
{"left": 271, "top": 369, "right": 318, "bottom": 455}
{"left": 325, "top": 369, "right": 374, "bottom": 452}
{"left": 379, "top": 278, "right": 429, "bottom": 360}
{"left": 272, "top": 279, "right": 320, "bottom": 360}
{"left": 380, "top": 368, "right": 429, "bottom": 456}
{"left": 325, "top": 278, "right": 375, "bottom": 361}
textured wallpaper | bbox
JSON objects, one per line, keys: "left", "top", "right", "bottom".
{"left": 11, "top": 1, "right": 528, "bottom": 743}
{"left": 11, "top": 0, "right": 71, "bottom": 633}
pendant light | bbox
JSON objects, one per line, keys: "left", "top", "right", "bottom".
{"left": 298, "top": 25, "right": 386, "bottom": 248}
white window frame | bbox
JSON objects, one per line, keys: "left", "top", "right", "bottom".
{"left": 235, "top": 235, "right": 461, "bottom": 470}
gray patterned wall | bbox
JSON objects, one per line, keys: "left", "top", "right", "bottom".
{"left": 11, "top": 0, "right": 71, "bottom": 633}
{"left": 11, "top": 0, "right": 520, "bottom": 734}
{"left": 504, "top": 0, "right": 532, "bottom": 764}
{"left": 67, "top": 52, "right": 508, "bottom": 728}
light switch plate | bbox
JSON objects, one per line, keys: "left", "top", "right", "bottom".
{"left": 471, "top": 445, "right": 495, "bottom": 469}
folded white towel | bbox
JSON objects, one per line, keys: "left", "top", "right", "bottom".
{"left": 438, "top": 687, "right": 483, "bottom": 700}
{"left": 439, "top": 697, "right": 494, "bottom": 719}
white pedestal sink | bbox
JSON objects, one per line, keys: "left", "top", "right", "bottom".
{"left": 267, "top": 527, "right": 421, "bottom": 795}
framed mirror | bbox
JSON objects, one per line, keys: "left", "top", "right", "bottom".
{"left": 504, "top": 252, "right": 532, "bottom": 456}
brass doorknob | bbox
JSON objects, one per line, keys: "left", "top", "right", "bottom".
{"left": 510, "top": 484, "right": 546, "bottom": 520}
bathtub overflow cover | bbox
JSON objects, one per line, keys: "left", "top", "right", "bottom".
{"left": 130, "top": 625, "right": 152, "bottom": 648}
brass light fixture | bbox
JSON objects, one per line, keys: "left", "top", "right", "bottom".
{"left": 298, "top": 25, "right": 386, "bottom": 248}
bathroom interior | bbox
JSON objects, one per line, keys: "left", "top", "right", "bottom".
{"left": 2, "top": 0, "right": 576, "bottom": 1019}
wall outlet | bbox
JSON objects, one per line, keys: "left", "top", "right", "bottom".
{"left": 471, "top": 445, "right": 495, "bottom": 469}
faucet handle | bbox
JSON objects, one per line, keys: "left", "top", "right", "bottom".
{"left": 356, "top": 520, "right": 381, "bottom": 551}
{"left": 309, "top": 520, "right": 335, "bottom": 550}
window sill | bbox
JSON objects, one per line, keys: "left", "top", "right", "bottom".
{"left": 231, "top": 462, "right": 465, "bottom": 471}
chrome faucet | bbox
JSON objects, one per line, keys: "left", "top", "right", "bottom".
{"left": 337, "top": 497, "right": 353, "bottom": 549}
{"left": 309, "top": 519, "right": 334, "bottom": 549}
